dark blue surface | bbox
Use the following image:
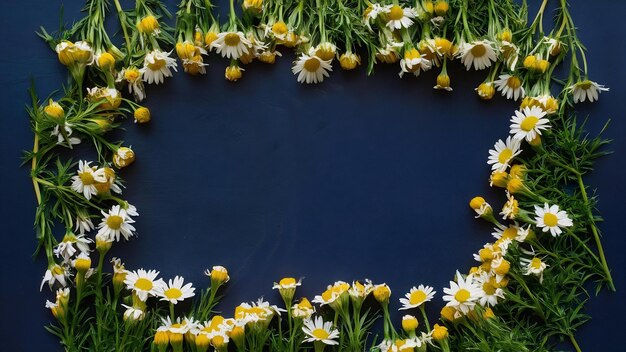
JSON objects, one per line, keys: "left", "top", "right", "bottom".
{"left": 2, "top": 1, "right": 625, "bottom": 350}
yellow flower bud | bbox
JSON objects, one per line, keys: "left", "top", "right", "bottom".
{"left": 483, "top": 307, "right": 495, "bottom": 319}
{"left": 138, "top": 15, "right": 160, "bottom": 35}
{"left": 509, "top": 164, "right": 526, "bottom": 179}
{"left": 243, "top": 0, "right": 263, "bottom": 14}
{"left": 134, "top": 107, "right": 151, "bottom": 123}
{"left": 168, "top": 332, "right": 184, "bottom": 350}
{"left": 97, "top": 52, "right": 116, "bottom": 69}
{"left": 506, "top": 177, "right": 524, "bottom": 194}
{"left": 113, "top": 147, "right": 136, "bottom": 169}
{"left": 422, "top": 0, "right": 434, "bottom": 14}
{"left": 195, "top": 334, "right": 211, "bottom": 352}
{"left": 476, "top": 82, "right": 495, "bottom": 100}
{"left": 401, "top": 315, "right": 419, "bottom": 332}
{"left": 490, "top": 171, "right": 509, "bottom": 188}
{"left": 469, "top": 197, "right": 486, "bottom": 210}
{"left": 493, "top": 259, "right": 511, "bottom": 276}
{"left": 73, "top": 255, "right": 91, "bottom": 274}
{"left": 225, "top": 65, "right": 244, "bottom": 82}
{"left": 208, "top": 266, "right": 230, "bottom": 286}
{"left": 315, "top": 42, "right": 336, "bottom": 61}
{"left": 523, "top": 55, "right": 537, "bottom": 70}
{"left": 272, "top": 21, "right": 289, "bottom": 37}
{"left": 229, "top": 326, "right": 245, "bottom": 349}
{"left": 339, "top": 52, "right": 361, "bottom": 70}
{"left": 205, "top": 31, "right": 219, "bottom": 47}
{"left": 44, "top": 100, "right": 65, "bottom": 123}
{"left": 56, "top": 41, "right": 76, "bottom": 66}
{"left": 434, "top": 1, "right": 449, "bottom": 16}
{"left": 432, "top": 324, "right": 449, "bottom": 340}
{"left": 373, "top": 284, "right": 391, "bottom": 304}
{"left": 499, "top": 29, "right": 513, "bottom": 42}
{"left": 536, "top": 59, "right": 549, "bottom": 73}
{"left": 258, "top": 51, "right": 278, "bottom": 64}
{"left": 154, "top": 330, "right": 169, "bottom": 352}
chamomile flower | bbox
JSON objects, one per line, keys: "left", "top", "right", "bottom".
{"left": 54, "top": 233, "right": 92, "bottom": 263}
{"left": 75, "top": 212, "right": 94, "bottom": 235}
{"left": 399, "top": 285, "right": 436, "bottom": 310}
{"left": 459, "top": 40, "right": 497, "bottom": 70}
{"left": 500, "top": 41, "right": 520, "bottom": 70}
{"left": 124, "top": 269, "right": 164, "bottom": 301}
{"left": 509, "top": 106, "right": 550, "bottom": 142}
{"left": 273, "top": 277, "right": 302, "bottom": 301}
{"left": 122, "top": 304, "right": 146, "bottom": 321}
{"left": 567, "top": 80, "right": 609, "bottom": 103}
{"left": 494, "top": 74, "right": 525, "bottom": 100}
{"left": 364, "top": 3, "right": 389, "bottom": 29}
{"left": 156, "top": 276, "right": 196, "bottom": 304}
{"left": 96, "top": 205, "right": 136, "bottom": 242}
{"left": 534, "top": 203, "right": 573, "bottom": 237}
{"left": 312, "top": 281, "right": 350, "bottom": 307}
{"left": 71, "top": 161, "right": 106, "bottom": 200}
{"left": 117, "top": 67, "right": 146, "bottom": 101}
{"left": 500, "top": 192, "right": 519, "bottom": 220}
{"left": 302, "top": 316, "right": 340, "bottom": 345}
{"left": 211, "top": 31, "right": 252, "bottom": 60}
{"left": 292, "top": 50, "right": 332, "bottom": 84}
{"left": 40, "top": 264, "right": 69, "bottom": 291}
{"left": 473, "top": 272, "right": 504, "bottom": 307}
{"left": 292, "top": 298, "right": 316, "bottom": 319}
{"left": 521, "top": 257, "right": 548, "bottom": 283}
{"left": 385, "top": 5, "right": 418, "bottom": 30}
{"left": 399, "top": 48, "right": 432, "bottom": 77}
{"left": 51, "top": 124, "right": 81, "bottom": 146}
{"left": 487, "top": 136, "right": 522, "bottom": 172}
{"left": 143, "top": 50, "right": 178, "bottom": 85}
{"left": 442, "top": 271, "right": 482, "bottom": 314}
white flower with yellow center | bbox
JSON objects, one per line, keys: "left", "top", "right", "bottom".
{"left": 292, "top": 298, "right": 316, "bottom": 319}
{"left": 509, "top": 106, "right": 550, "bottom": 142}
{"left": 515, "top": 225, "right": 532, "bottom": 242}
{"left": 40, "top": 264, "right": 69, "bottom": 291}
{"left": 211, "top": 31, "right": 252, "bottom": 60}
{"left": 292, "top": 50, "right": 333, "bottom": 84}
{"left": 156, "top": 276, "right": 196, "bottom": 304}
{"left": 364, "top": 3, "right": 390, "bottom": 29}
{"left": 487, "top": 136, "right": 522, "bottom": 172}
{"left": 442, "top": 271, "right": 482, "bottom": 314}
{"left": 567, "top": 80, "right": 609, "bottom": 103}
{"left": 399, "top": 48, "right": 432, "bottom": 78}
{"left": 143, "top": 50, "right": 178, "bottom": 85}
{"left": 75, "top": 212, "right": 94, "bottom": 235}
{"left": 500, "top": 191, "right": 519, "bottom": 220}
{"left": 534, "top": 203, "right": 573, "bottom": 237}
{"left": 494, "top": 74, "right": 525, "bottom": 100}
{"left": 116, "top": 67, "right": 146, "bottom": 101}
{"left": 521, "top": 256, "right": 548, "bottom": 283}
{"left": 71, "top": 161, "right": 106, "bottom": 200}
{"left": 348, "top": 279, "right": 374, "bottom": 300}
{"left": 302, "top": 316, "right": 340, "bottom": 345}
{"left": 473, "top": 272, "right": 504, "bottom": 307}
{"left": 399, "top": 285, "right": 436, "bottom": 310}
{"left": 385, "top": 5, "right": 417, "bottom": 30}
{"left": 54, "top": 233, "right": 92, "bottom": 263}
{"left": 500, "top": 41, "right": 519, "bottom": 70}
{"left": 459, "top": 40, "right": 497, "bottom": 70}
{"left": 312, "top": 281, "right": 350, "bottom": 306}
{"left": 124, "top": 269, "right": 164, "bottom": 301}
{"left": 122, "top": 304, "right": 145, "bottom": 321}
{"left": 96, "top": 205, "right": 136, "bottom": 242}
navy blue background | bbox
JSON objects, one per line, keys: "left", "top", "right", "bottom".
{"left": 1, "top": 1, "right": 625, "bottom": 350}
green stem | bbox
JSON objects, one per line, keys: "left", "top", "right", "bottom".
{"left": 569, "top": 334, "right": 583, "bottom": 352}
{"left": 576, "top": 174, "right": 615, "bottom": 291}
{"left": 113, "top": 0, "right": 132, "bottom": 52}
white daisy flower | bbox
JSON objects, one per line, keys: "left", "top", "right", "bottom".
{"left": 521, "top": 256, "right": 548, "bottom": 283}
{"left": 487, "top": 136, "right": 522, "bottom": 172}
{"left": 385, "top": 5, "right": 417, "bottom": 30}
{"left": 473, "top": 272, "right": 504, "bottom": 307}
{"left": 399, "top": 285, "right": 436, "bottom": 310}
{"left": 40, "top": 264, "right": 68, "bottom": 291}
{"left": 364, "top": 3, "right": 390, "bottom": 29}
{"left": 96, "top": 205, "right": 136, "bottom": 242}
{"left": 292, "top": 298, "right": 316, "bottom": 319}
{"left": 292, "top": 50, "right": 333, "bottom": 84}
{"left": 211, "top": 31, "right": 252, "bottom": 60}
{"left": 71, "top": 161, "right": 106, "bottom": 200}
{"left": 442, "top": 271, "right": 482, "bottom": 314}
{"left": 399, "top": 48, "right": 432, "bottom": 78}
{"left": 124, "top": 269, "right": 164, "bottom": 301}
{"left": 459, "top": 40, "right": 497, "bottom": 70}
{"left": 515, "top": 225, "right": 532, "bottom": 242}
{"left": 54, "top": 233, "right": 92, "bottom": 263}
{"left": 143, "top": 50, "right": 178, "bottom": 85}
{"left": 494, "top": 74, "right": 525, "bottom": 100}
{"left": 156, "top": 276, "right": 196, "bottom": 304}
{"left": 348, "top": 279, "right": 374, "bottom": 300}
{"left": 51, "top": 124, "right": 81, "bottom": 146}
{"left": 567, "top": 80, "right": 609, "bottom": 103}
{"left": 122, "top": 304, "right": 145, "bottom": 321}
{"left": 534, "top": 203, "right": 573, "bottom": 237}
{"left": 116, "top": 67, "right": 146, "bottom": 101}
{"left": 302, "top": 316, "right": 340, "bottom": 345}
{"left": 75, "top": 212, "right": 94, "bottom": 235}
{"left": 509, "top": 106, "right": 550, "bottom": 142}
{"left": 500, "top": 191, "right": 519, "bottom": 220}
{"left": 500, "top": 41, "right": 519, "bottom": 70}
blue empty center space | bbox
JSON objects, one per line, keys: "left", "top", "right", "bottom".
{"left": 115, "top": 56, "right": 509, "bottom": 316}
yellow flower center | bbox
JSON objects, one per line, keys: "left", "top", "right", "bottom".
{"left": 507, "top": 76, "right": 522, "bottom": 89}
{"left": 498, "top": 148, "right": 513, "bottom": 164}
{"left": 164, "top": 288, "right": 183, "bottom": 299}
{"left": 272, "top": 22, "right": 288, "bottom": 35}
{"left": 454, "top": 288, "right": 471, "bottom": 303}
{"left": 79, "top": 171, "right": 95, "bottom": 185}
{"left": 280, "top": 277, "right": 297, "bottom": 286}
{"left": 303, "top": 57, "right": 321, "bottom": 72}
{"left": 502, "top": 227, "right": 517, "bottom": 240}
{"left": 530, "top": 258, "right": 543, "bottom": 269}
{"left": 470, "top": 44, "right": 487, "bottom": 57}
{"left": 409, "top": 290, "right": 427, "bottom": 305}
{"left": 543, "top": 213, "right": 558, "bottom": 227}
{"left": 106, "top": 215, "right": 123, "bottom": 229}
{"left": 135, "top": 278, "right": 153, "bottom": 291}
{"left": 224, "top": 33, "right": 241, "bottom": 46}
{"left": 520, "top": 116, "right": 538, "bottom": 131}
{"left": 147, "top": 57, "right": 166, "bottom": 71}
{"left": 312, "top": 328, "right": 330, "bottom": 339}
{"left": 388, "top": 5, "right": 404, "bottom": 20}
{"left": 482, "top": 281, "right": 497, "bottom": 295}
{"left": 577, "top": 80, "right": 592, "bottom": 90}
{"left": 124, "top": 69, "right": 139, "bottom": 81}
